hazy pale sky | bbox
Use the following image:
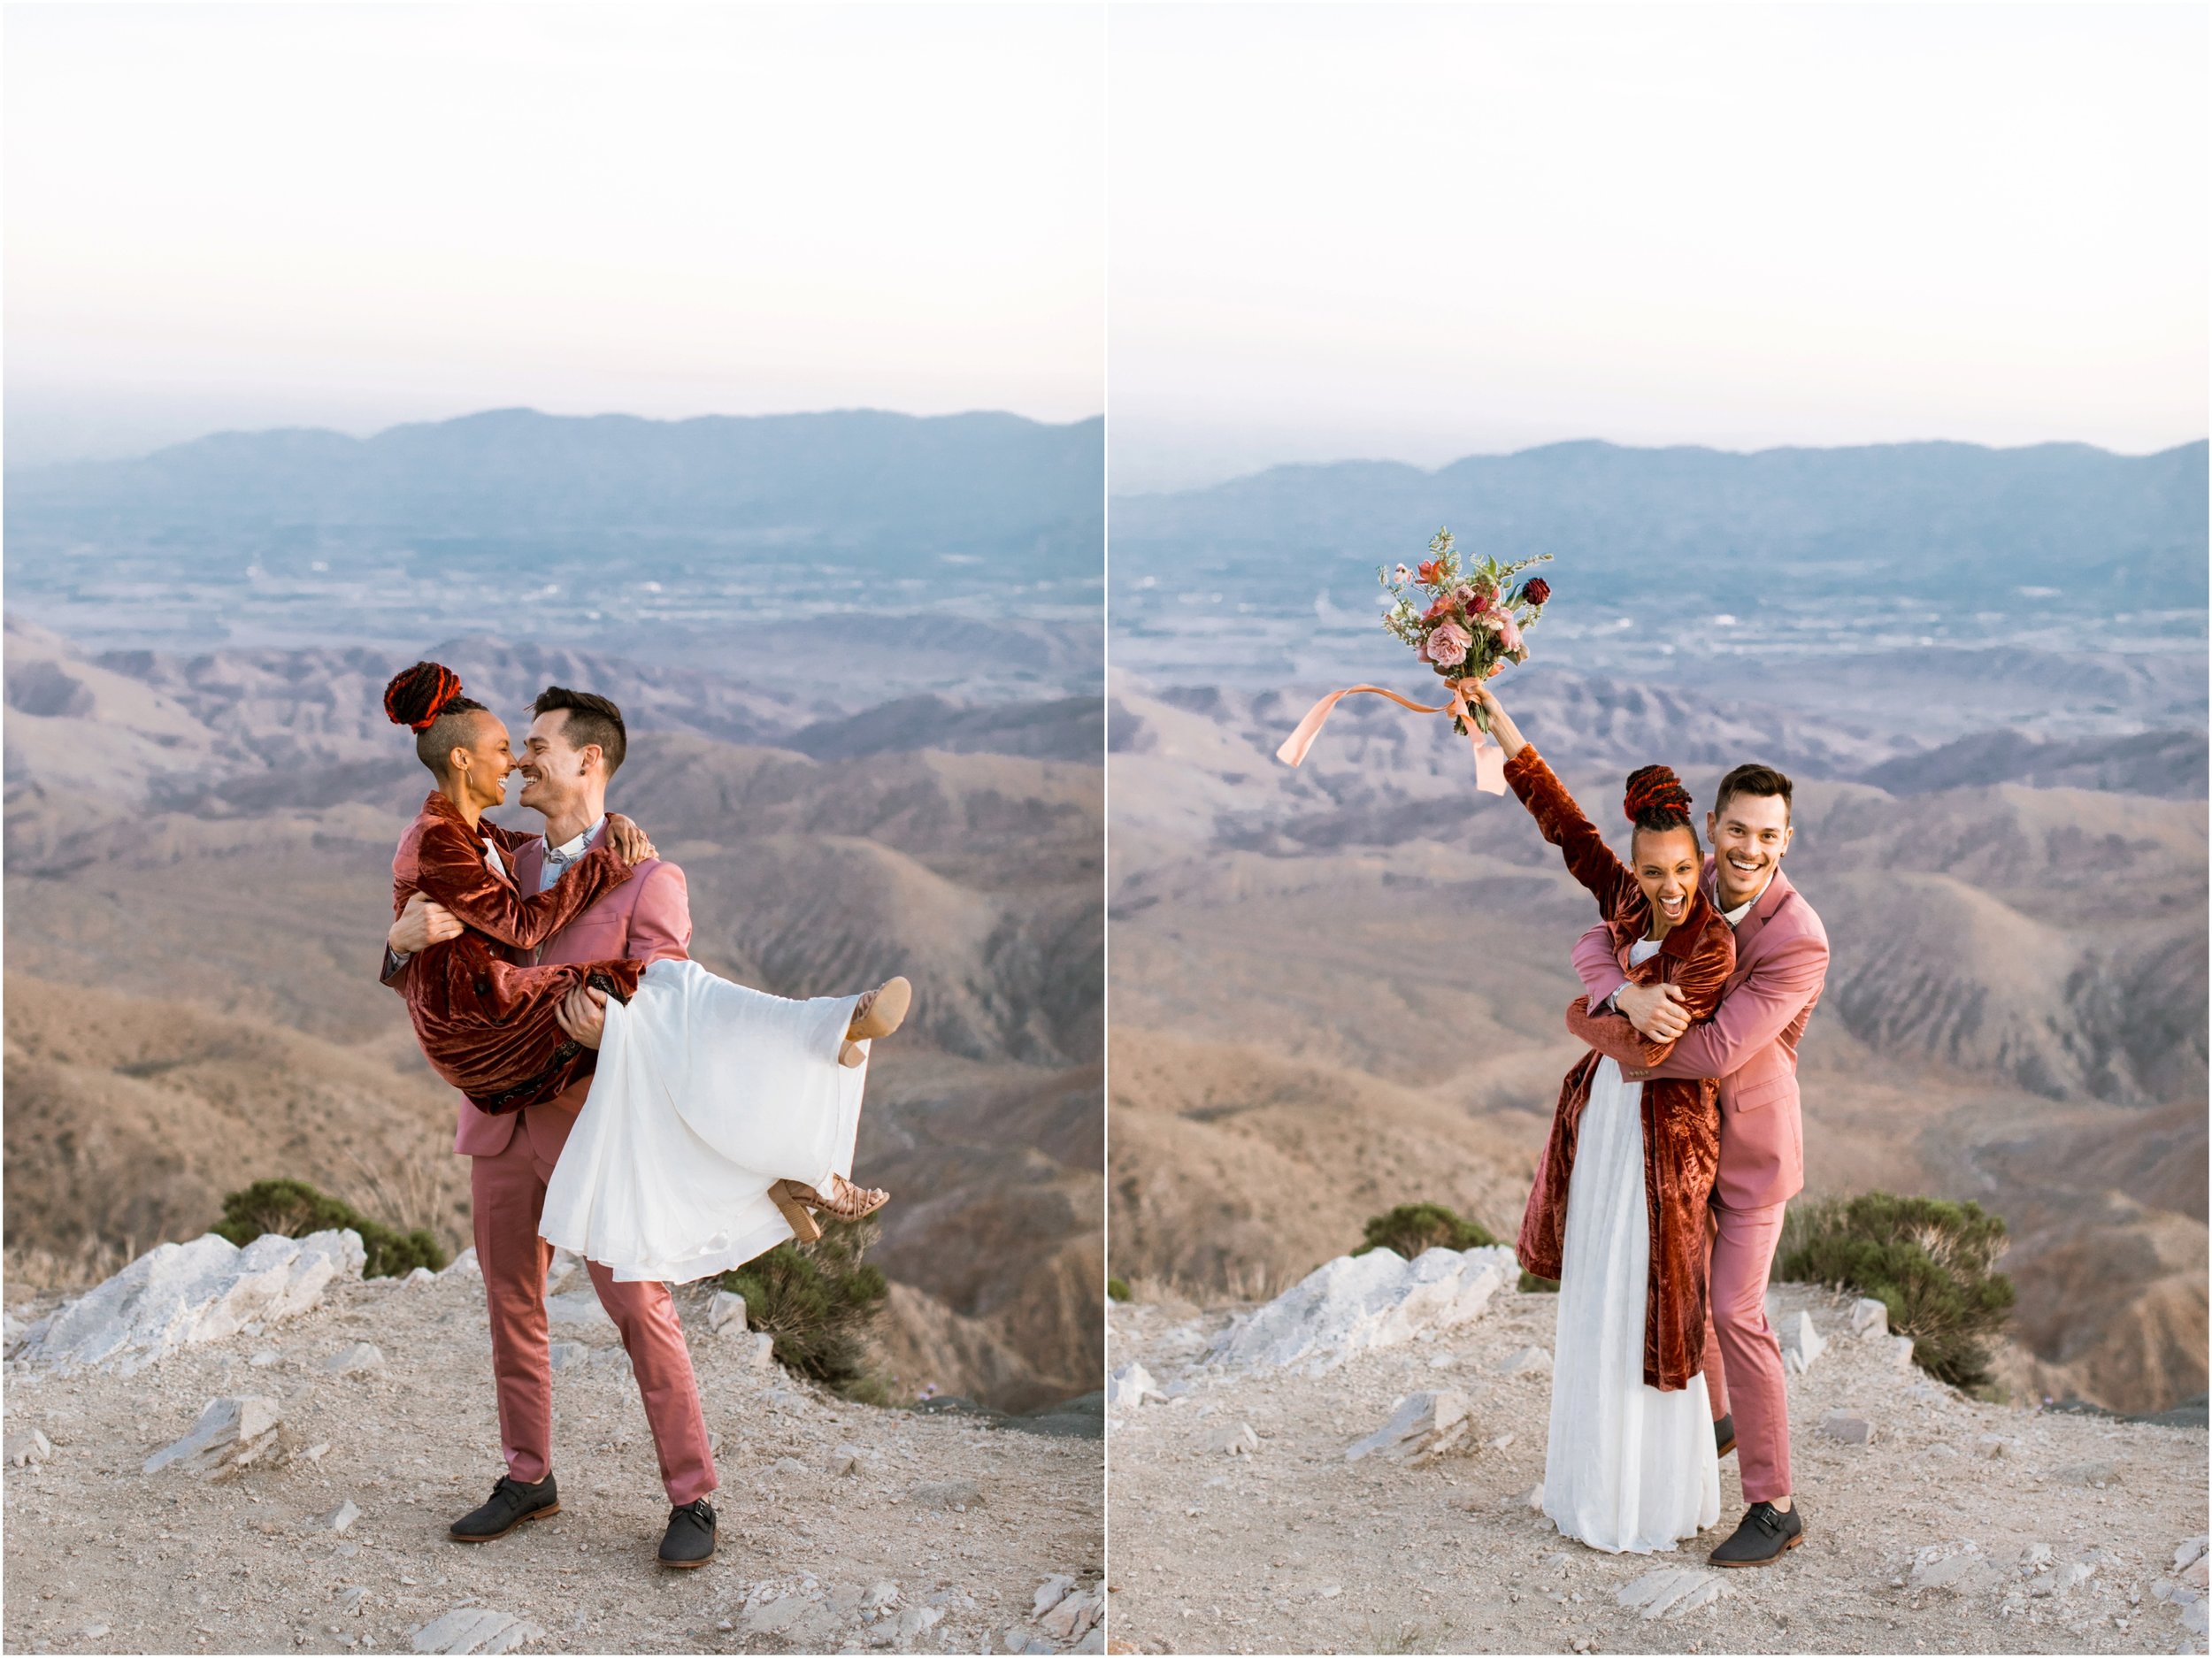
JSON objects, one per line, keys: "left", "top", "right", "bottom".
{"left": 4, "top": 4, "right": 1104, "bottom": 464}
{"left": 1110, "top": 4, "right": 2209, "bottom": 491}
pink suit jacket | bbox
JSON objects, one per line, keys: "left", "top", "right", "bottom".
{"left": 1571, "top": 857, "right": 1828, "bottom": 1211}
{"left": 386, "top": 833, "right": 694, "bottom": 1157}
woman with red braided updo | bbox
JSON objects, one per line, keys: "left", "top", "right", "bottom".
{"left": 1463, "top": 681, "right": 1733, "bottom": 1556}
{"left": 383, "top": 661, "right": 652, "bottom": 1116}
{"left": 382, "top": 662, "right": 910, "bottom": 1285}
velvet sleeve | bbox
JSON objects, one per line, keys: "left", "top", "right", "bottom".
{"left": 1639, "top": 925, "right": 1826, "bottom": 1081}
{"left": 1564, "top": 914, "right": 1735, "bottom": 1072}
{"left": 412, "top": 817, "right": 634, "bottom": 950}
{"left": 1503, "top": 745, "right": 1637, "bottom": 924}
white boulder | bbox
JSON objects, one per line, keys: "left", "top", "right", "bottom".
{"left": 1617, "top": 1567, "right": 1728, "bottom": 1619}
{"left": 707, "top": 1290, "right": 749, "bottom": 1334}
{"left": 1496, "top": 1346, "right": 1552, "bottom": 1377}
{"left": 410, "top": 1608, "right": 542, "bottom": 1655}
{"left": 1781, "top": 1310, "right": 1827, "bottom": 1374}
{"left": 1208, "top": 1245, "right": 1518, "bottom": 1375}
{"left": 20, "top": 1231, "right": 365, "bottom": 1377}
{"left": 323, "top": 1341, "right": 385, "bottom": 1376}
{"left": 1346, "top": 1389, "right": 1469, "bottom": 1465}
{"left": 4, "top": 1427, "right": 54, "bottom": 1466}
{"left": 1106, "top": 1361, "right": 1163, "bottom": 1409}
{"left": 143, "top": 1395, "right": 285, "bottom": 1479}
{"left": 1850, "top": 1297, "right": 1890, "bottom": 1338}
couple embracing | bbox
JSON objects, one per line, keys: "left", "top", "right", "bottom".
{"left": 1468, "top": 682, "right": 1828, "bottom": 1569}
{"left": 376, "top": 663, "right": 910, "bottom": 1569}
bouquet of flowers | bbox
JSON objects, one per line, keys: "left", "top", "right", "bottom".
{"left": 1379, "top": 527, "right": 1552, "bottom": 733}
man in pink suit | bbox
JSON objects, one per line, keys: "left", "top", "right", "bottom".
{"left": 384, "top": 685, "right": 721, "bottom": 1570}
{"left": 1563, "top": 761, "right": 1828, "bottom": 1568}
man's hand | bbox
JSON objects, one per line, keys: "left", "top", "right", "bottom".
{"left": 1616, "top": 981, "right": 1691, "bottom": 1042}
{"left": 605, "top": 813, "right": 657, "bottom": 863}
{"left": 556, "top": 984, "right": 608, "bottom": 1049}
{"left": 388, "top": 892, "right": 462, "bottom": 956}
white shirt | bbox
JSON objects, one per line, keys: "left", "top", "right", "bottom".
{"left": 1716, "top": 865, "right": 1776, "bottom": 929}
{"left": 536, "top": 816, "right": 606, "bottom": 893}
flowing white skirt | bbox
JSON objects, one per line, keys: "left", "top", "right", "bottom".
{"left": 539, "top": 959, "right": 867, "bottom": 1284}
{"left": 1543, "top": 1054, "right": 1722, "bottom": 1554}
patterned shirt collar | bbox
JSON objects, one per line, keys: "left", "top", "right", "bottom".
{"left": 542, "top": 816, "right": 605, "bottom": 871}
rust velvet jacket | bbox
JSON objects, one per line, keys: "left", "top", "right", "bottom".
{"left": 1504, "top": 748, "right": 1735, "bottom": 1392}
{"left": 389, "top": 792, "right": 645, "bottom": 1115}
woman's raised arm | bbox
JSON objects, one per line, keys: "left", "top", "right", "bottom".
{"left": 1466, "top": 683, "right": 1638, "bottom": 922}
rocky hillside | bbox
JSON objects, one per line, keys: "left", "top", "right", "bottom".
{"left": 1106, "top": 675, "right": 2208, "bottom": 1415}
{"left": 1106, "top": 1247, "right": 2208, "bottom": 1655}
{"left": 4, "top": 624, "right": 1103, "bottom": 1413}
{"left": 3, "top": 1230, "right": 1103, "bottom": 1655}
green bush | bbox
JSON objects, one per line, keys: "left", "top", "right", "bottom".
{"left": 1778, "top": 1192, "right": 2016, "bottom": 1391}
{"left": 213, "top": 1178, "right": 446, "bottom": 1279}
{"left": 1354, "top": 1202, "right": 1499, "bottom": 1262}
{"left": 1518, "top": 1270, "right": 1560, "bottom": 1293}
{"left": 1107, "top": 1277, "right": 1131, "bottom": 1302}
{"left": 718, "top": 1216, "right": 888, "bottom": 1393}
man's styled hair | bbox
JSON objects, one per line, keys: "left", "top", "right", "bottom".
{"left": 530, "top": 685, "right": 627, "bottom": 776}
{"left": 1714, "top": 762, "right": 1794, "bottom": 822}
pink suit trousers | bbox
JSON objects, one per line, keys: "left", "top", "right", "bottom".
{"left": 389, "top": 841, "right": 716, "bottom": 1506}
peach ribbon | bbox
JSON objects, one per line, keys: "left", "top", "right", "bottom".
{"left": 1275, "top": 681, "right": 1508, "bottom": 794}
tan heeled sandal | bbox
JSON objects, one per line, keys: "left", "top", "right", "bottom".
{"left": 767, "top": 1180, "right": 825, "bottom": 1243}
{"left": 840, "top": 976, "right": 910, "bottom": 1068}
{"left": 771, "top": 1173, "right": 890, "bottom": 1231}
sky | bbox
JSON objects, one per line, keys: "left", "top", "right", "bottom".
{"left": 1110, "top": 4, "right": 2210, "bottom": 491}
{"left": 7, "top": 4, "right": 2203, "bottom": 486}
{"left": 4, "top": 4, "right": 1105, "bottom": 465}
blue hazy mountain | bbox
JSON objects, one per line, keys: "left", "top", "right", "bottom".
{"left": 4, "top": 407, "right": 1104, "bottom": 677}
{"left": 1110, "top": 438, "right": 2208, "bottom": 709}
{"left": 1111, "top": 437, "right": 2206, "bottom": 603}
{"left": 11, "top": 405, "right": 1102, "bottom": 550}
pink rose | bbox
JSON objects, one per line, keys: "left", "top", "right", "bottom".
{"left": 1485, "top": 610, "right": 1525, "bottom": 652}
{"left": 1423, "top": 620, "right": 1473, "bottom": 666}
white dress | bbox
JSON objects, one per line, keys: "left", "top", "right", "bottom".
{"left": 1543, "top": 936, "right": 1723, "bottom": 1553}
{"left": 538, "top": 959, "right": 868, "bottom": 1283}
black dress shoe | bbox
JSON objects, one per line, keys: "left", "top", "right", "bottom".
{"left": 1714, "top": 1413, "right": 1737, "bottom": 1458}
{"left": 1709, "top": 1500, "right": 1803, "bottom": 1567}
{"left": 659, "top": 1498, "right": 717, "bottom": 1569}
{"left": 449, "top": 1472, "right": 560, "bottom": 1542}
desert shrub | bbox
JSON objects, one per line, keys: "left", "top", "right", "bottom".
{"left": 718, "top": 1216, "right": 888, "bottom": 1393}
{"left": 1778, "top": 1192, "right": 2016, "bottom": 1390}
{"left": 1518, "top": 1270, "right": 1560, "bottom": 1293}
{"left": 213, "top": 1178, "right": 446, "bottom": 1279}
{"left": 1355, "top": 1202, "right": 1499, "bottom": 1262}
{"left": 1107, "top": 1277, "right": 1131, "bottom": 1302}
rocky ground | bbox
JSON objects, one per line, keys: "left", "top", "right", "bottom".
{"left": 3, "top": 1243, "right": 1102, "bottom": 1655}
{"left": 1106, "top": 1265, "right": 2208, "bottom": 1655}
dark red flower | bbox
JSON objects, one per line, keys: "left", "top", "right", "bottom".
{"left": 1522, "top": 577, "right": 1551, "bottom": 606}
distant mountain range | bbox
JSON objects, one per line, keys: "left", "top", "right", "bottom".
{"left": 3, "top": 407, "right": 1105, "bottom": 669}
{"left": 1112, "top": 437, "right": 2207, "bottom": 606}
{"left": 10, "top": 405, "right": 1103, "bottom": 557}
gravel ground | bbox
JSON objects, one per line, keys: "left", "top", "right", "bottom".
{"left": 1106, "top": 1283, "right": 2208, "bottom": 1655}
{"left": 4, "top": 1264, "right": 1102, "bottom": 1654}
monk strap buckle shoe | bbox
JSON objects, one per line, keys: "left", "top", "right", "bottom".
{"left": 1709, "top": 1500, "right": 1802, "bottom": 1567}
{"left": 1713, "top": 1413, "right": 1737, "bottom": 1458}
{"left": 449, "top": 1472, "right": 559, "bottom": 1542}
{"left": 659, "top": 1498, "right": 717, "bottom": 1569}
